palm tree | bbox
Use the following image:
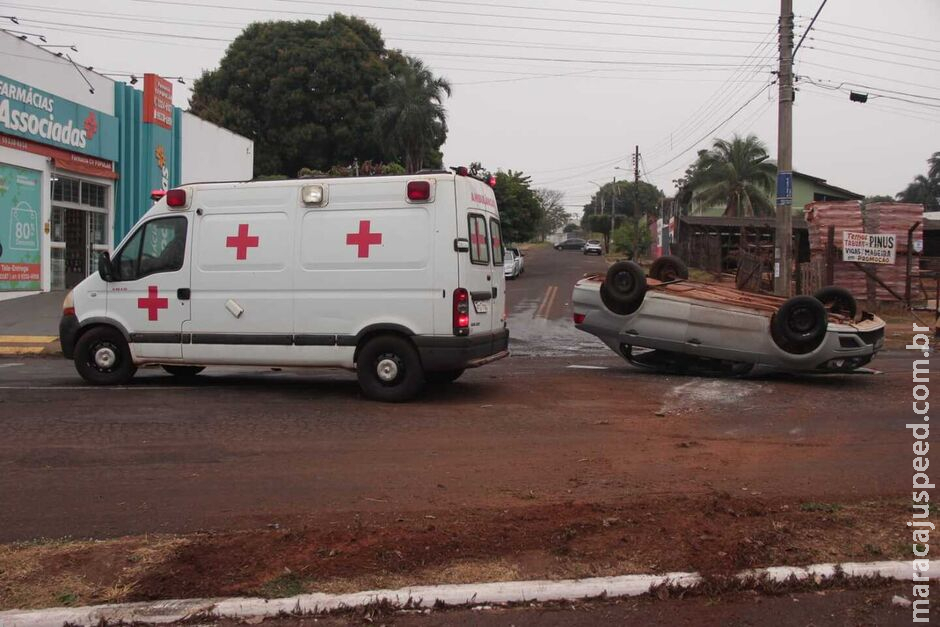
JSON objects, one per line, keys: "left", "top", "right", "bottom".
{"left": 375, "top": 57, "right": 452, "bottom": 174}
{"left": 692, "top": 134, "right": 776, "bottom": 217}
{"left": 898, "top": 151, "right": 940, "bottom": 210}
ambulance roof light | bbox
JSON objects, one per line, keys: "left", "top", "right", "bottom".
{"left": 302, "top": 184, "right": 324, "bottom": 205}
{"left": 166, "top": 188, "right": 187, "bottom": 208}
{"left": 407, "top": 180, "right": 432, "bottom": 202}
{"left": 150, "top": 189, "right": 167, "bottom": 202}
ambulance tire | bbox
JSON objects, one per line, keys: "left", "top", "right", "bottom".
{"left": 162, "top": 365, "right": 206, "bottom": 379}
{"left": 357, "top": 335, "right": 425, "bottom": 402}
{"left": 425, "top": 369, "right": 465, "bottom": 384}
{"left": 74, "top": 326, "right": 137, "bottom": 386}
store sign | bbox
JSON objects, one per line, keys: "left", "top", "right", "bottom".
{"left": 143, "top": 74, "right": 173, "bottom": 130}
{"left": 0, "top": 74, "right": 119, "bottom": 162}
{"left": 842, "top": 231, "right": 897, "bottom": 265}
{"left": 0, "top": 164, "right": 41, "bottom": 290}
{"left": 0, "top": 134, "right": 116, "bottom": 180}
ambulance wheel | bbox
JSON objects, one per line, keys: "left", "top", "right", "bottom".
{"left": 74, "top": 326, "right": 137, "bottom": 386}
{"left": 162, "top": 365, "right": 205, "bottom": 379}
{"left": 357, "top": 336, "right": 425, "bottom": 402}
{"left": 425, "top": 369, "right": 464, "bottom": 384}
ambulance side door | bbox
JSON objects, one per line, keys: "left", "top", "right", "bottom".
{"left": 184, "top": 189, "right": 294, "bottom": 364}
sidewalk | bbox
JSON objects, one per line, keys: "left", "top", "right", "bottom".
{"left": 0, "top": 292, "right": 64, "bottom": 356}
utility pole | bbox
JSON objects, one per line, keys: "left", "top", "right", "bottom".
{"left": 774, "top": 0, "right": 794, "bottom": 297}
{"left": 610, "top": 176, "right": 617, "bottom": 246}
{"left": 633, "top": 145, "right": 641, "bottom": 260}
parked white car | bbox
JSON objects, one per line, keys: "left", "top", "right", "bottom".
{"left": 583, "top": 240, "right": 603, "bottom": 256}
{"left": 572, "top": 256, "right": 885, "bottom": 375}
{"left": 503, "top": 248, "right": 522, "bottom": 279}
{"left": 506, "top": 247, "right": 525, "bottom": 274}
{"left": 59, "top": 170, "right": 510, "bottom": 401}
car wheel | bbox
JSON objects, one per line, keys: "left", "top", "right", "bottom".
{"left": 162, "top": 365, "right": 205, "bottom": 379}
{"left": 600, "top": 261, "right": 647, "bottom": 315}
{"left": 649, "top": 255, "right": 689, "bottom": 281}
{"left": 772, "top": 295, "right": 828, "bottom": 354}
{"left": 426, "top": 369, "right": 465, "bottom": 384}
{"left": 74, "top": 326, "right": 137, "bottom": 385}
{"left": 357, "top": 335, "right": 425, "bottom": 402}
{"left": 813, "top": 286, "right": 857, "bottom": 319}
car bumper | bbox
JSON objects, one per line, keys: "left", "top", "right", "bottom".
{"left": 414, "top": 329, "right": 510, "bottom": 372}
{"left": 59, "top": 313, "right": 80, "bottom": 359}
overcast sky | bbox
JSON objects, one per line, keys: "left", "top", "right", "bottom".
{"left": 5, "top": 0, "right": 937, "bottom": 214}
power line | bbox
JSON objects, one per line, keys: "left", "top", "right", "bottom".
{"left": 575, "top": 0, "right": 776, "bottom": 17}
{"left": 792, "top": 0, "right": 827, "bottom": 59}
{"left": 802, "top": 45, "right": 940, "bottom": 73}
{"left": 800, "top": 61, "right": 940, "bottom": 93}
{"left": 414, "top": 0, "right": 772, "bottom": 26}
{"left": 645, "top": 80, "right": 777, "bottom": 176}
{"left": 799, "top": 77, "right": 940, "bottom": 109}
{"left": 800, "top": 86, "right": 940, "bottom": 125}
{"left": 810, "top": 36, "right": 940, "bottom": 64}
{"left": 813, "top": 26, "right": 940, "bottom": 54}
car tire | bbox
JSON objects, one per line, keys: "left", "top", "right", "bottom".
{"left": 772, "top": 295, "right": 828, "bottom": 354}
{"left": 74, "top": 326, "right": 137, "bottom": 386}
{"left": 426, "top": 369, "right": 465, "bottom": 384}
{"left": 649, "top": 255, "right": 689, "bottom": 281}
{"left": 162, "top": 365, "right": 205, "bottom": 378}
{"left": 600, "top": 261, "right": 647, "bottom": 315}
{"left": 813, "top": 286, "right": 857, "bottom": 319}
{"left": 357, "top": 335, "right": 425, "bottom": 402}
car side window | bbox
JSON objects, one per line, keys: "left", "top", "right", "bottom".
{"left": 490, "top": 219, "right": 504, "bottom": 265}
{"left": 468, "top": 214, "right": 489, "bottom": 265}
{"left": 113, "top": 216, "right": 187, "bottom": 281}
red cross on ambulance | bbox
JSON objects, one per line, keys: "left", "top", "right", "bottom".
{"left": 226, "top": 223, "right": 260, "bottom": 260}
{"left": 346, "top": 220, "right": 383, "bottom": 258}
{"left": 137, "top": 285, "right": 168, "bottom": 321}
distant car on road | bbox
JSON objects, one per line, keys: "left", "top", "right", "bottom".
{"left": 506, "top": 247, "right": 525, "bottom": 274}
{"left": 583, "top": 240, "right": 603, "bottom": 255}
{"left": 572, "top": 256, "right": 885, "bottom": 376}
{"left": 503, "top": 248, "right": 522, "bottom": 279}
{"left": 555, "top": 238, "right": 585, "bottom": 251}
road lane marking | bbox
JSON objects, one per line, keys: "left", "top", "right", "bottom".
{"left": 0, "top": 385, "right": 201, "bottom": 390}
{"left": 0, "top": 362, "right": 24, "bottom": 368}
{"left": 0, "top": 335, "right": 57, "bottom": 343}
{"left": 534, "top": 285, "right": 558, "bottom": 319}
{"left": 567, "top": 365, "right": 609, "bottom": 370}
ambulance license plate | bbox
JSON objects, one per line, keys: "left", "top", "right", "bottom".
{"left": 473, "top": 300, "right": 489, "bottom": 314}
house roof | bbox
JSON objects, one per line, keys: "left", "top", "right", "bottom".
{"left": 793, "top": 171, "right": 864, "bottom": 200}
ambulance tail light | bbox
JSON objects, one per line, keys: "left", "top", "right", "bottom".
{"left": 407, "top": 180, "right": 432, "bottom": 202}
{"left": 62, "top": 291, "right": 75, "bottom": 317}
{"left": 453, "top": 288, "right": 470, "bottom": 336}
{"left": 166, "top": 188, "right": 187, "bottom": 208}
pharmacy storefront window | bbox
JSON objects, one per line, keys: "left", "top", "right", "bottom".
{"left": 50, "top": 176, "right": 112, "bottom": 290}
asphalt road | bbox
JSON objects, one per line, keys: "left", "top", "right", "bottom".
{"left": 0, "top": 247, "right": 911, "bottom": 542}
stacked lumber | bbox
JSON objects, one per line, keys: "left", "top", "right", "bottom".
{"left": 803, "top": 201, "right": 923, "bottom": 302}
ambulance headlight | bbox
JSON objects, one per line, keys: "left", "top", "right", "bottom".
{"left": 302, "top": 184, "right": 326, "bottom": 206}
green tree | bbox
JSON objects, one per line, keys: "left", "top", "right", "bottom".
{"left": 189, "top": 16, "right": 413, "bottom": 177}
{"left": 581, "top": 180, "right": 663, "bottom": 220}
{"left": 581, "top": 213, "right": 612, "bottom": 251}
{"left": 563, "top": 223, "right": 580, "bottom": 233}
{"left": 469, "top": 163, "right": 542, "bottom": 243}
{"left": 897, "top": 151, "right": 940, "bottom": 210}
{"left": 534, "top": 188, "right": 567, "bottom": 240}
{"left": 374, "top": 57, "right": 451, "bottom": 173}
{"left": 692, "top": 133, "right": 776, "bottom": 217}
{"left": 612, "top": 221, "right": 652, "bottom": 259}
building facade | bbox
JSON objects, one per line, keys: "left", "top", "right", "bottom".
{"left": 0, "top": 33, "right": 253, "bottom": 298}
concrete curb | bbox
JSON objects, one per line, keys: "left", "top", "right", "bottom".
{"left": 0, "top": 560, "right": 927, "bottom": 627}
{"left": 0, "top": 336, "right": 60, "bottom": 357}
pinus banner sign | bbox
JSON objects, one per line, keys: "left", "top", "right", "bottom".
{"left": 842, "top": 231, "right": 897, "bottom": 265}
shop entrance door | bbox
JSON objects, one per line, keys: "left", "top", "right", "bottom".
{"left": 64, "top": 209, "right": 88, "bottom": 289}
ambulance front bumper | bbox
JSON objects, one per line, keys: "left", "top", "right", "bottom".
{"left": 59, "top": 313, "right": 80, "bottom": 359}
{"left": 414, "top": 329, "right": 509, "bottom": 372}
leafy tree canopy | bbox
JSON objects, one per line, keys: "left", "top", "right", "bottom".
{"left": 691, "top": 133, "right": 776, "bottom": 217}
{"left": 534, "top": 188, "right": 568, "bottom": 240}
{"left": 582, "top": 180, "right": 663, "bottom": 220}
{"left": 470, "top": 162, "right": 542, "bottom": 243}
{"left": 612, "top": 220, "right": 652, "bottom": 259}
{"left": 190, "top": 16, "right": 449, "bottom": 178}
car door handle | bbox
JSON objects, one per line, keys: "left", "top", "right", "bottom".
{"left": 687, "top": 338, "right": 701, "bottom": 345}
{"left": 177, "top": 288, "right": 191, "bottom": 300}
{"left": 492, "top": 286, "right": 498, "bottom": 299}
{"left": 471, "top": 290, "right": 492, "bottom": 302}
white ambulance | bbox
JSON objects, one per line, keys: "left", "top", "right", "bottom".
{"left": 59, "top": 170, "right": 509, "bottom": 401}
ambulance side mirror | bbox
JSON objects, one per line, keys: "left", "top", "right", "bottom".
{"left": 98, "top": 252, "right": 115, "bottom": 282}
{"left": 454, "top": 238, "right": 470, "bottom": 253}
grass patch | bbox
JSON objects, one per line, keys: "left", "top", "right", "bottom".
{"left": 800, "top": 502, "right": 843, "bottom": 513}
{"left": 257, "top": 573, "right": 307, "bottom": 598}
{"left": 56, "top": 592, "right": 78, "bottom": 606}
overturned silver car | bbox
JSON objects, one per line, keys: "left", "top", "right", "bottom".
{"left": 572, "top": 257, "right": 885, "bottom": 375}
